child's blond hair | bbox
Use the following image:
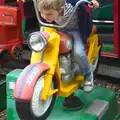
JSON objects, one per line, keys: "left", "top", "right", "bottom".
{"left": 37, "top": 0, "right": 65, "bottom": 11}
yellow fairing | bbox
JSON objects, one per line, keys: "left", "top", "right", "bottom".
{"left": 87, "top": 34, "right": 101, "bottom": 64}
{"left": 30, "top": 27, "right": 60, "bottom": 100}
{"left": 31, "top": 27, "right": 60, "bottom": 75}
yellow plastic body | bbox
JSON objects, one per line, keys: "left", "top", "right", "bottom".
{"left": 87, "top": 34, "right": 101, "bottom": 64}
{"left": 30, "top": 27, "right": 100, "bottom": 101}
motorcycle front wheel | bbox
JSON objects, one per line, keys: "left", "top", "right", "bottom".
{"left": 15, "top": 74, "right": 57, "bottom": 120}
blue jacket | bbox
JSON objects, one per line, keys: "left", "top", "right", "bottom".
{"left": 66, "top": 0, "right": 93, "bottom": 43}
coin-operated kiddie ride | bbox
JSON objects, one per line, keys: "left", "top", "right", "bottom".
{"left": 6, "top": 0, "right": 119, "bottom": 120}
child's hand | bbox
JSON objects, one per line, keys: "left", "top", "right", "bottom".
{"left": 88, "top": 0, "right": 99, "bottom": 9}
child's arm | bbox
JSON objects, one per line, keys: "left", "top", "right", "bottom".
{"left": 88, "top": 0, "right": 99, "bottom": 9}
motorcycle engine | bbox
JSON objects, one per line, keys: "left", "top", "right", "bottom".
{"left": 59, "top": 53, "right": 80, "bottom": 83}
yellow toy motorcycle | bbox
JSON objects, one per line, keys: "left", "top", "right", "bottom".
{"left": 14, "top": 0, "right": 102, "bottom": 119}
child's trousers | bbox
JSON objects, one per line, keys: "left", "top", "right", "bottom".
{"left": 68, "top": 30, "right": 91, "bottom": 76}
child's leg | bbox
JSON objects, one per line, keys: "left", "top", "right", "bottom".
{"left": 62, "top": 30, "right": 94, "bottom": 110}
{"left": 69, "top": 31, "right": 94, "bottom": 92}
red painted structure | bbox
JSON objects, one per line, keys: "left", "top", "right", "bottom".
{"left": 0, "top": 0, "right": 120, "bottom": 59}
{"left": 0, "top": 0, "right": 5, "bottom": 5}
{"left": 0, "top": 6, "right": 23, "bottom": 59}
{"left": 101, "top": 0, "right": 120, "bottom": 58}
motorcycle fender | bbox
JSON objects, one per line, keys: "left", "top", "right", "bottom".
{"left": 14, "top": 63, "right": 49, "bottom": 102}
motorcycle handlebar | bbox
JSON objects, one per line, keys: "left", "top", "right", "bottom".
{"left": 32, "top": 0, "right": 92, "bottom": 28}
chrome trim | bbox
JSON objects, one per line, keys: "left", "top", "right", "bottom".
{"left": 93, "top": 20, "right": 114, "bottom": 24}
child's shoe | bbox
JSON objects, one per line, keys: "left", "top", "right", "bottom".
{"left": 62, "top": 94, "right": 83, "bottom": 110}
{"left": 83, "top": 71, "right": 94, "bottom": 93}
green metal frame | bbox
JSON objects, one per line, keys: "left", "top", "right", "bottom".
{"left": 92, "top": 1, "right": 114, "bottom": 53}
{"left": 6, "top": 69, "right": 120, "bottom": 120}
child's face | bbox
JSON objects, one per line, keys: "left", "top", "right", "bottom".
{"left": 40, "top": 9, "right": 60, "bottom": 23}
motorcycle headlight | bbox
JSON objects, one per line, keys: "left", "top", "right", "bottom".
{"left": 27, "top": 32, "right": 47, "bottom": 52}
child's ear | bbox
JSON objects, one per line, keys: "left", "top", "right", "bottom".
{"left": 59, "top": 6, "right": 64, "bottom": 15}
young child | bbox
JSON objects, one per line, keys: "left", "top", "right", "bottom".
{"left": 37, "top": 0, "right": 99, "bottom": 110}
